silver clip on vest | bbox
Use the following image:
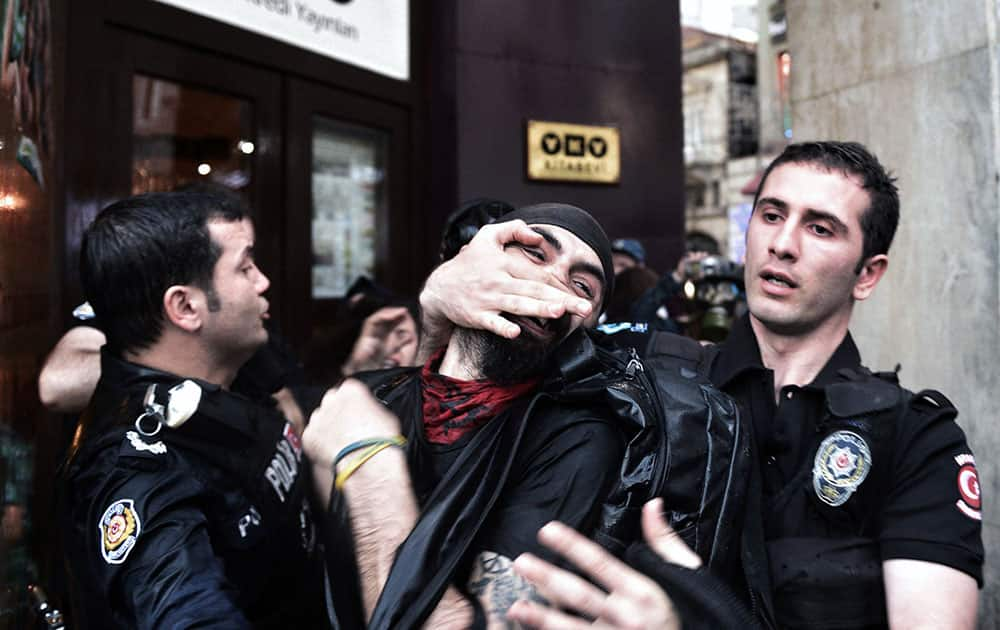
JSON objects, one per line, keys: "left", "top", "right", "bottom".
{"left": 135, "top": 380, "right": 203, "bottom": 436}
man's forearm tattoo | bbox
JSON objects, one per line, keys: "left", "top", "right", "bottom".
{"left": 468, "top": 551, "right": 547, "bottom": 628}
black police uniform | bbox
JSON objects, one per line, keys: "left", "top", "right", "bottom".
{"left": 711, "top": 315, "right": 983, "bottom": 629}
{"left": 62, "top": 353, "right": 327, "bottom": 629}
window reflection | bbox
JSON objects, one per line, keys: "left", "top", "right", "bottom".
{"left": 132, "top": 75, "right": 253, "bottom": 194}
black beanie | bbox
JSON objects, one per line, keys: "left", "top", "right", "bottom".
{"left": 499, "top": 203, "right": 615, "bottom": 307}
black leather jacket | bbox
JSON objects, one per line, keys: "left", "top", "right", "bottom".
{"left": 325, "top": 362, "right": 625, "bottom": 629}
{"left": 61, "top": 353, "right": 327, "bottom": 629}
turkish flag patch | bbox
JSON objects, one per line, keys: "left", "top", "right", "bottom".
{"left": 954, "top": 454, "right": 981, "bottom": 521}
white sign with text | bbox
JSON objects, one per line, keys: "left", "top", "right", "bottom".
{"left": 154, "top": 0, "right": 409, "bottom": 81}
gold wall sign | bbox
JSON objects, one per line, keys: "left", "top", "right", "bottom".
{"left": 526, "top": 120, "right": 620, "bottom": 184}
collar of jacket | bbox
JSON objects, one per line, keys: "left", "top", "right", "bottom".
{"left": 711, "top": 313, "right": 862, "bottom": 392}
{"left": 96, "top": 350, "right": 265, "bottom": 442}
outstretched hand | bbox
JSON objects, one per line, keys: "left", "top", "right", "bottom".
{"left": 342, "top": 306, "right": 416, "bottom": 375}
{"left": 507, "top": 498, "right": 701, "bottom": 629}
{"left": 418, "top": 220, "right": 594, "bottom": 358}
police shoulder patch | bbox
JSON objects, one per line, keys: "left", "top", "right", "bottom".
{"left": 954, "top": 453, "right": 981, "bottom": 521}
{"left": 813, "top": 430, "right": 872, "bottom": 507}
{"left": 100, "top": 499, "right": 141, "bottom": 565}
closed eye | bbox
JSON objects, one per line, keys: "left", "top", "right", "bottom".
{"left": 521, "top": 247, "right": 545, "bottom": 262}
{"left": 573, "top": 279, "right": 595, "bottom": 299}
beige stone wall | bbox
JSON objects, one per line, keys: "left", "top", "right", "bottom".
{"left": 787, "top": 0, "right": 1000, "bottom": 624}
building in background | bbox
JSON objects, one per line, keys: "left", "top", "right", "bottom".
{"left": 681, "top": 0, "right": 759, "bottom": 43}
{"left": 680, "top": 26, "right": 760, "bottom": 260}
{"left": 679, "top": 0, "right": 798, "bottom": 263}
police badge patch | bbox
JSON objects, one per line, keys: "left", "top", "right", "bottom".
{"left": 100, "top": 499, "right": 141, "bottom": 564}
{"left": 813, "top": 430, "right": 872, "bottom": 507}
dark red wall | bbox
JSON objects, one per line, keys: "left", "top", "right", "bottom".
{"left": 426, "top": 1, "right": 685, "bottom": 272}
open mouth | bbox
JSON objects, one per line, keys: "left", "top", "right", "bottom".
{"left": 521, "top": 315, "right": 550, "bottom": 334}
{"left": 761, "top": 271, "right": 797, "bottom": 289}
{"left": 509, "top": 314, "right": 554, "bottom": 339}
{"left": 507, "top": 312, "right": 573, "bottom": 343}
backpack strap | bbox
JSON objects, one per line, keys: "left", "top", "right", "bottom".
{"left": 645, "top": 331, "right": 719, "bottom": 378}
{"left": 554, "top": 328, "right": 608, "bottom": 384}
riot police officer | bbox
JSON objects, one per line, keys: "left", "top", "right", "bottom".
{"left": 61, "top": 192, "right": 326, "bottom": 629}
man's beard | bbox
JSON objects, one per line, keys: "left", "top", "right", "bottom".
{"left": 456, "top": 314, "right": 570, "bottom": 385}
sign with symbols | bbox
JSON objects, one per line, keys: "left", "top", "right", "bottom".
{"left": 153, "top": 0, "right": 409, "bottom": 81}
{"left": 526, "top": 120, "right": 620, "bottom": 184}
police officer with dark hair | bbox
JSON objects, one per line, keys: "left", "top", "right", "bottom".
{"left": 61, "top": 192, "right": 326, "bottom": 628}
{"left": 707, "top": 141, "right": 982, "bottom": 628}
{"left": 39, "top": 184, "right": 309, "bottom": 432}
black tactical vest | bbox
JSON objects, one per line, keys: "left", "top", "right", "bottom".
{"left": 763, "top": 368, "right": 907, "bottom": 629}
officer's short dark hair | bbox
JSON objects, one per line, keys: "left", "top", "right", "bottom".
{"left": 754, "top": 141, "right": 899, "bottom": 272}
{"left": 81, "top": 191, "right": 245, "bottom": 356}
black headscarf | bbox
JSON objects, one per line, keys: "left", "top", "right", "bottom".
{"left": 499, "top": 203, "right": 615, "bottom": 307}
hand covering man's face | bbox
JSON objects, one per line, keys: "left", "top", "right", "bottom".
{"left": 460, "top": 223, "right": 606, "bottom": 385}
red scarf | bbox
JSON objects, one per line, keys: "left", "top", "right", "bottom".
{"left": 420, "top": 351, "right": 539, "bottom": 445}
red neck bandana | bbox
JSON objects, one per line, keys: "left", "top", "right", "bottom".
{"left": 420, "top": 350, "right": 539, "bottom": 445}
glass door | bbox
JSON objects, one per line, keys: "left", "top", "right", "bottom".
{"left": 124, "top": 33, "right": 284, "bottom": 300}
{"left": 64, "top": 30, "right": 284, "bottom": 323}
{"left": 310, "top": 118, "right": 388, "bottom": 299}
{"left": 131, "top": 75, "right": 257, "bottom": 195}
{"left": 284, "top": 78, "right": 410, "bottom": 351}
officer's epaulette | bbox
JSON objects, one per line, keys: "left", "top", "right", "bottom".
{"left": 909, "top": 388, "right": 957, "bottom": 414}
{"left": 826, "top": 368, "right": 902, "bottom": 418}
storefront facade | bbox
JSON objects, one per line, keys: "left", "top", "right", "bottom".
{"left": 1, "top": 0, "right": 684, "bottom": 613}
{"left": 61, "top": 0, "right": 429, "bottom": 351}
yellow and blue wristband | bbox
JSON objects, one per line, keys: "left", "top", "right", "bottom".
{"left": 333, "top": 435, "right": 407, "bottom": 489}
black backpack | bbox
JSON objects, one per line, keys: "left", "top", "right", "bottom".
{"left": 553, "top": 328, "right": 750, "bottom": 571}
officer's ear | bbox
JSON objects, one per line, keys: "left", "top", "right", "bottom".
{"left": 163, "top": 285, "right": 205, "bottom": 333}
{"left": 853, "top": 254, "right": 888, "bottom": 301}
